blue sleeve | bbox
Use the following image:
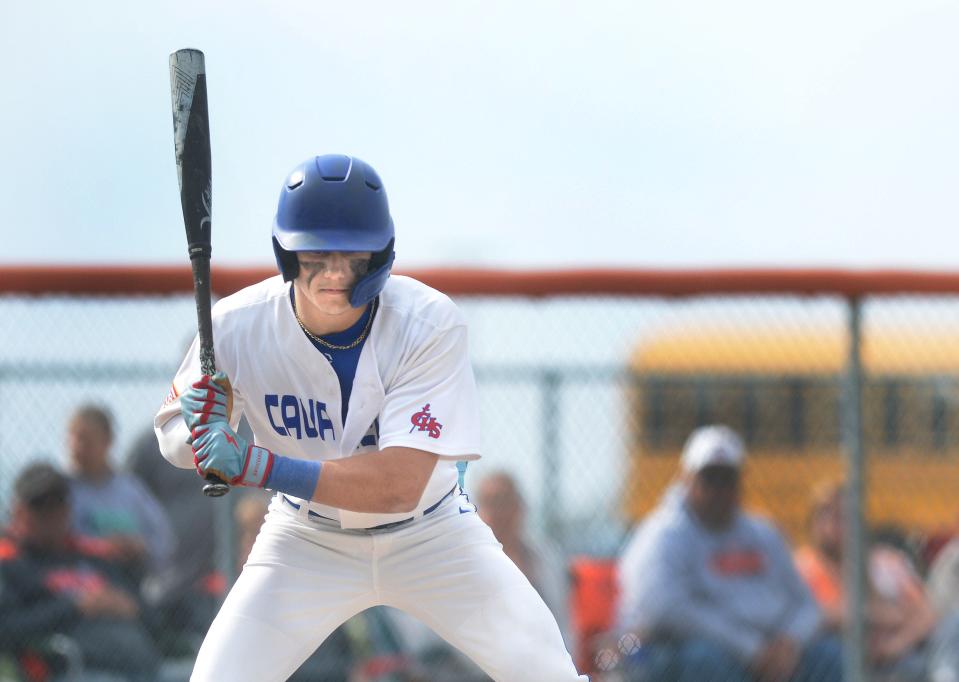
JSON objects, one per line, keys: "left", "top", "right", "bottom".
{"left": 617, "top": 521, "right": 764, "bottom": 661}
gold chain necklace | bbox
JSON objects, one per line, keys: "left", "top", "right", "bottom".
{"left": 292, "top": 297, "right": 377, "bottom": 351}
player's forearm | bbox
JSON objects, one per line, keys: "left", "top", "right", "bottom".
{"left": 190, "top": 420, "right": 439, "bottom": 512}
{"left": 310, "top": 448, "right": 438, "bottom": 513}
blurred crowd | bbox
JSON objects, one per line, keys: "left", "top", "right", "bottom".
{"left": 6, "top": 408, "right": 959, "bottom": 681}
{"left": 605, "top": 425, "right": 959, "bottom": 682}
{"left": 1, "top": 404, "right": 552, "bottom": 682}
{"left": 0, "top": 405, "right": 489, "bottom": 682}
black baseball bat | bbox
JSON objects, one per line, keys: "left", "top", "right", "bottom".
{"left": 169, "top": 48, "right": 229, "bottom": 497}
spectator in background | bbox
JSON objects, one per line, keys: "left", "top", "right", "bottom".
{"left": 926, "top": 517, "right": 959, "bottom": 620}
{"left": 0, "top": 462, "right": 160, "bottom": 681}
{"left": 65, "top": 404, "right": 175, "bottom": 587}
{"left": 126, "top": 425, "right": 220, "bottom": 653}
{"left": 928, "top": 536, "right": 959, "bottom": 682}
{"left": 476, "top": 470, "right": 572, "bottom": 648}
{"left": 795, "top": 480, "right": 959, "bottom": 682}
{"left": 616, "top": 425, "right": 841, "bottom": 682}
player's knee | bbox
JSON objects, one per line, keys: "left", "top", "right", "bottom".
{"left": 484, "top": 632, "right": 580, "bottom": 681}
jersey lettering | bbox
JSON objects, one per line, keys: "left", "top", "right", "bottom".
{"left": 265, "top": 394, "right": 336, "bottom": 441}
{"left": 266, "top": 394, "right": 286, "bottom": 435}
{"left": 357, "top": 419, "right": 379, "bottom": 450}
{"left": 301, "top": 399, "right": 319, "bottom": 438}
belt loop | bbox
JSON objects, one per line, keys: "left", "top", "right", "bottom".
{"left": 282, "top": 494, "right": 309, "bottom": 523}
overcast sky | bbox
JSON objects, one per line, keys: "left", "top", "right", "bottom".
{"left": 1, "top": 0, "right": 957, "bottom": 270}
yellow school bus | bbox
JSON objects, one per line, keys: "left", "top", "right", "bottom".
{"left": 625, "top": 326, "right": 959, "bottom": 543}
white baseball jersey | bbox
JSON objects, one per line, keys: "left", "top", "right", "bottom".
{"left": 154, "top": 273, "right": 585, "bottom": 681}
{"left": 155, "top": 274, "right": 481, "bottom": 529}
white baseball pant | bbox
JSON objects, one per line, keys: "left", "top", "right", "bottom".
{"left": 191, "top": 491, "right": 587, "bottom": 682}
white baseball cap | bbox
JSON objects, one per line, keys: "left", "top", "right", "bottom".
{"left": 680, "top": 425, "right": 745, "bottom": 474}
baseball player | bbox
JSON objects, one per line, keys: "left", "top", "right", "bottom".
{"left": 154, "top": 154, "right": 586, "bottom": 681}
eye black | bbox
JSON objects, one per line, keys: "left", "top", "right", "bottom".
{"left": 350, "top": 259, "right": 371, "bottom": 277}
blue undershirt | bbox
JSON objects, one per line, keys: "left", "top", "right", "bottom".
{"left": 275, "top": 289, "right": 465, "bottom": 500}
{"left": 289, "top": 288, "right": 373, "bottom": 426}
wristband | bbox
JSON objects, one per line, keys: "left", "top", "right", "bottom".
{"left": 265, "top": 455, "right": 322, "bottom": 500}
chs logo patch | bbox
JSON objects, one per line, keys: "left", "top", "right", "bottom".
{"left": 410, "top": 403, "right": 443, "bottom": 439}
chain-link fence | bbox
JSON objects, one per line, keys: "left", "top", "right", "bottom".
{"left": 3, "top": 266, "right": 959, "bottom": 682}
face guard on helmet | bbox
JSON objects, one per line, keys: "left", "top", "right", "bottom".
{"left": 272, "top": 154, "right": 395, "bottom": 307}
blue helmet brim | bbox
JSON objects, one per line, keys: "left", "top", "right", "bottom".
{"left": 272, "top": 220, "right": 395, "bottom": 254}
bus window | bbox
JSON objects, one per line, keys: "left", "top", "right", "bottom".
{"left": 628, "top": 328, "right": 959, "bottom": 542}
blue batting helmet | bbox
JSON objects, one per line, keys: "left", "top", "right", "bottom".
{"left": 272, "top": 154, "right": 395, "bottom": 307}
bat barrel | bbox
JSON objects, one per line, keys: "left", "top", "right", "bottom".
{"left": 171, "top": 47, "right": 227, "bottom": 498}
{"left": 170, "top": 49, "right": 213, "bottom": 253}
{"left": 188, "top": 244, "right": 212, "bottom": 260}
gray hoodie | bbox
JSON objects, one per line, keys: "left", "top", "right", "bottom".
{"left": 616, "top": 484, "right": 822, "bottom": 662}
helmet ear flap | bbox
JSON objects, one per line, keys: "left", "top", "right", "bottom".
{"left": 349, "top": 246, "right": 395, "bottom": 308}
{"left": 368, "top": 238, "right": 394, "bottom": 271}
{"left": 273, "top": 237, "right": 300, "bottom": 281}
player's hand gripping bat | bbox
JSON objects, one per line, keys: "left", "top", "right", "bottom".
{"left": 169, "top": 48, "right": 229, "bottom": 497}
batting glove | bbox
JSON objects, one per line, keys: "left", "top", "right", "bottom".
{"left": 191, "top": 422, "right": 274, "bottom": 488}
{"left": 180, "top": 372, "right": 233, "bottom": 431}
